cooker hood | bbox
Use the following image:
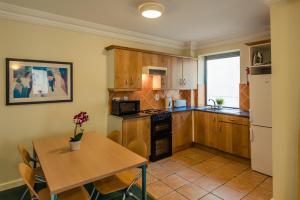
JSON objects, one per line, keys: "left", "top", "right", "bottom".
{"left": 142, "top": 66, "right": 167, "bottom": 76}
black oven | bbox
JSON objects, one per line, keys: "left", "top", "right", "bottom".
{"left": 111, "top": 100, "right": 140, "bottom": 116}
{"left": 150, "top": 112, "right": 172, "bottom": 162}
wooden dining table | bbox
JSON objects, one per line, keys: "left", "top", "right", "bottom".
{"left": 33, "top": 133, "right": 148, "bottom": 200}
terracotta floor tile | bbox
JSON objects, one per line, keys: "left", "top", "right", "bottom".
{"left": 175, "top": 157, "right": 201, "bottom": 167}
{"left": 147, "top": 181, "right": 173, "bottom": 199}
{"left": 137, "top": 173, "right": 158, "bottom": 186}
{"left": 246, "top": 178, "right": 273, "bottom": 200}
{"left": 162, "top": 174, "right": 189, "bottom": 190}
{"left": 191, "top": 156, "right": 231, "bottom": 174}
{"left": 227, "top": 170, "right": 268, "bottom": 190}
{"left": 176, "top": 168, "right": 203, "bottom": 182}
{"left": 150, "top": 166, "right": 176, "bottom": 179}
{"left": 213, "top": 185, "right": 246, "bottom": 200}
{"left": 193, "top": 175, "right": 226, "bottom": 192}
{"left": 176, "top": 183, "right": 208, "bottom": 200}
{"left": 161, "top": 161, "right": 187, "bottom": 172}
{"left": 159, "top": 191, "right": 188, "bottom": 200}
{"left": 200, "top": 193, "right": 223, "bottom": 200}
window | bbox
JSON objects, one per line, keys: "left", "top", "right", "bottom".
{"left": 205, "top": 52, "right": 240, "bottom": 108}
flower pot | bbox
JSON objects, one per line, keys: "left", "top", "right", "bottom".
{"left": 69, "top": 141, "right": 81, "bottom": 151}
{"left": 217, "top": 105, "right": 223, "bottom": 110}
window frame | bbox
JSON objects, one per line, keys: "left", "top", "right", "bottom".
{"left": 204, "top": 51, "right": 241, "bottom": 108}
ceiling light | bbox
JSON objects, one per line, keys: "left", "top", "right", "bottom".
{"left": 139, "top": 2, "right": 164, "bottom": 19}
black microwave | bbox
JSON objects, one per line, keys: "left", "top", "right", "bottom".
{"left": 111, "top": 100, "right": 140, "bottom": 116}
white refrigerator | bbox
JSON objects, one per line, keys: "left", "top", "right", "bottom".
{"left": 249, "top": 68, "right": 272, "bottom": 176}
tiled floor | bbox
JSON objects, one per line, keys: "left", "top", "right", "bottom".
{"left": 139, "top": 147, "right": 273, "bottom": 200}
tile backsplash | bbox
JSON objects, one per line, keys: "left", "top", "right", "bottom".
{"left": 108, "top": 75, "right": 197, "bottom": 111}
{"left": 240, "top": 83, "right": 250, "bottom": 111}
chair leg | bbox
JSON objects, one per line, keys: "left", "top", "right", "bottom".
{"left": 128, "top": 191, "right": 139, "bottom": 200}
{"left": 90, "top": 186, "right": 95, "bottom": 200}
{"left": 20, "top": 188, "right": 28, "bottom": 200}
{"left": 95, "top": 192, "right": 99, "bottom": 200}
{"left": 122, "top": 192, "right": 127, "bottom": 200}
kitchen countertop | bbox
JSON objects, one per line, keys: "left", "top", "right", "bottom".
{"left": 167, "top": 106, "right": 249, "bottom": 118}
{"left": 112, "top": 106, "right": 249, "bottom": 119}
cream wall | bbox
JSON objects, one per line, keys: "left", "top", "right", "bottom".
{"left": 0, "top": 18, "right": 181, "bottom": 190}
{"left": 195, "top": 38, "right": 270, "bottom": 84}
{"left": 270, "top": 1, "right": 300, "bottom": 199}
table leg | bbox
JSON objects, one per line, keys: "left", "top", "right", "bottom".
{"left": 141, "top": 164, "right": 147, "bottom": 200}
{"left": 32, "top": 148, "right": 37, "bottom": 168}
{"left": 51, "top": 194, "right": 57, "bottom": 200}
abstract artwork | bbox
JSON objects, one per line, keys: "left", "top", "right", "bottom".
{"left": 6, "top": 58, "right": 73, "bottom": 105}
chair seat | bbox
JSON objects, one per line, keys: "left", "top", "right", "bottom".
{"left": 38, "top": 186, "right": 89, "bottom": 200}
{"left": 93, "top": 174, "right": 130, "bottom": 195}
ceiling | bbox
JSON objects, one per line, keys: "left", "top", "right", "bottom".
{"left": 0, "top": 0, "right": 270, "bottom": 48}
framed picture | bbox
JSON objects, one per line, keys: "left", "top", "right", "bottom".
{"left": 6, "top": 58, "right": 73, "bottom": 105}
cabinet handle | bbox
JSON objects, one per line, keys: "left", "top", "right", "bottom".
{"left": 125, "top": 79, "right": 128, "bottom": 85}
{"left": 183, "top": 78, "right": 186, "bottom": 85}
{"left": 179, "top": 78, "right": 182, "bottom": 86}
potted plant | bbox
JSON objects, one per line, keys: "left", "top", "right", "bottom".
{"left": 70, "top": 111, "right": 89, "bottom": 151}
{"left": 216, "top": 98, "right": 224, "bottom": 109}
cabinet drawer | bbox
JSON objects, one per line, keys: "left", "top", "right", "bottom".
{"left": 217, "top": 114, "right": 249, "bottom": 125}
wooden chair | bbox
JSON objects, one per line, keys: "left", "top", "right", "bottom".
{"left": 18, "top": 163, "right": 90, "bottom": 200}
{"left": 107, "top": 130, "right": 122, "bottom": 144}
{"left": 17, "top": 145, "right": 45, "bottom": 200}
{"left": 91, "top": 139, "right": 147, "bottom": 200}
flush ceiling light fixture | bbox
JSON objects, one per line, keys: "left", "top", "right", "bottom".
{"left": 139, "top": 2, "right": 164, "bottom": 19}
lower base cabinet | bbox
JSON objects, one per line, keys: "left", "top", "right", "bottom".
{"left": 194, "top": 111, "right": 250, "bottom": 159}
{"left": 172, "top": 111, "right": 193, "bottom": 152}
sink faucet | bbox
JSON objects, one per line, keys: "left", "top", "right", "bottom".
{"left": 208, "top": 99, "right": 216, "bottom": 109}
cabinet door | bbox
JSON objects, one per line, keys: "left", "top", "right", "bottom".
{"left": 171, "top": 57, "right": 183, "bottom": 89}
{"left": 158, "top": 55, "right": 172, "bottom": 89}
{"left": 172, "top": 111, "right": 193, "bottom": 152}
{"left": 122, "top": 117, "right": 151, "bottom": 157}
{"left": 182, "top": 58, "right": 198, "bottom": 89}
{"left": 114, "top": 49, "right": 142, "bottom": 89}
{"left": 114, "top": 49, "right": 130, "bottom": 88}
{"left": 194, "top": 111, "right": 218, "bottom": 148}
{"left": 129, "top": 52, "right": 142, "bottom": 89}
{"left": 232, "top": 124, "right": 250, "bottom": 158}
{"left": 217, "top": 121, "right": 233, "bottom": 153}
{"left": 142, "top": 53, "right": 159, "bottom": 66}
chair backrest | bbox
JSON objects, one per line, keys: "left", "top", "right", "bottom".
{"left": 17, "top": 145, "right": 32, "bottom": 167}
{"left": 18, "top": 163, "right": 39, "bottom": 198}
{"left": 127, "top": 139, "right": 147, "bottom": 158}
{"left": 107, "top": 130, "right": 122, "bottom": 144}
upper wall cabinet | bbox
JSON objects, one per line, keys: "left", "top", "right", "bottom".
{"left": 106, "top": 45, "right": 198, "bottom": 91}
{"left": 107, "top": 49, "right": 142, "bottom": 90}
{"left": 171, "top": 57, "right": 198, "bottom": 90}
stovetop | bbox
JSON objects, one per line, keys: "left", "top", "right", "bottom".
{"left": 140, "top": 109, "right": 169, "bottom": 115}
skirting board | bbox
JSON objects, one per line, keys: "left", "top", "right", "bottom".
{"left": 0, "top": 178, "right": 24, "bottom": 192}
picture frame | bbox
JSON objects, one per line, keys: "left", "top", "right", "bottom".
{"left": 6, "top": 58, "right": 73, "bottom": 105}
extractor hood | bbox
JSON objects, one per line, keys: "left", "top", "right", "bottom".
{"left": 142, "top": 66, "right": 167, "bottom": 76}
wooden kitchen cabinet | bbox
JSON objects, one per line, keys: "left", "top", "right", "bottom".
{"left": 182, "top": 58, "right": 198, "bottom": 89}
{"left": 122, "top": 117, "right": 151, "bottom": 157}
{"left": 170, "top": 57, "right": 198, "bottom": 90}
{"left": 194, "top": 111, "right": 218, "bottom": 148}
{"left": 108, "top": 48, "right": 142, "bottom": 90}
{"left": 218, "top": 114, "right": 250, "bottom": 158}
{"left": 172, "top": 111, "right": 193, "bottom": 152}
{"left": 194, "top": 111, "right": 250, "bottom": 159}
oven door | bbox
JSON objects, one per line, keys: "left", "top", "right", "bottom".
{"left": 152, "top": 119, "right": 172, "bottom": 135}
{"left": 150, "top": 134, "right": 172, "bottom": 162}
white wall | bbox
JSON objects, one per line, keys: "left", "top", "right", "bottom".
{"left": 0, "top": 18, "right": 181, "bottom": 190}
{"left": 270, "top": 0, "right": 300, "bottom": 199}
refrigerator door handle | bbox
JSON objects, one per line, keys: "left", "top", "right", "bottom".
{"left": 250, "top": 128, "right": 255, "bottom": 142}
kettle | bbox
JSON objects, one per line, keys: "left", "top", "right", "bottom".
{"left": 165, "top": 96, "right": 173, "bottom": 108}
